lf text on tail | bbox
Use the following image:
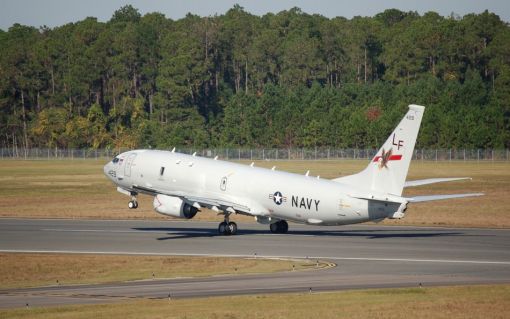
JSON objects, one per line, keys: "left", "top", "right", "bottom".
{"left": 104, "top": 104, "right": 483, "bottom": 235}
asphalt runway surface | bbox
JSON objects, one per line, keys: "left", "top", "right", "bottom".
{"left": 1, "top": 218, "right": 510, "bottom": 309}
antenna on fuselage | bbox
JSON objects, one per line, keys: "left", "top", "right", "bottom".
{"left": 171, "top": 147, "right": 176, "bottom": 153}
{"left": 250, "top": 162, "right": 255, "bottom": 167}
{"left": 271, "top": 166, "right": 276, "bottom": 171}
{"left": 214, "top": 156, "right": 218, "bottom": 160}
{"left": 192, "top": 152, "right": 197, "bottom": 156}
{"left": 305, "top": 170, "right": 310, "bottom": 177}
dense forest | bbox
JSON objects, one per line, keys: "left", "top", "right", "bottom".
{"left": 1, "top": 5, "right": 509, "bottom": 150}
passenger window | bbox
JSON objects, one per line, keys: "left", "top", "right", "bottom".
{"left": 160, "top": 167, "right": 165, "bottom": 176}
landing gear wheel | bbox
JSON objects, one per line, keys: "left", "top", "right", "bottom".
{"left": 218, "top": 222, "right": 228, "bottom": 235}
{"left": 128, "top": 193, "right": 138, "bottom": 209}
{"left": 279, "top": 220, "right": 288, "bottom": 233}
{"left": 128, "top": 200, "right": 138, "bottom": 209}
{"left": 217, "top": 212, "right": 238, "bottom": 236}
{"left": 270, "top": 220, "right": 289, "bottom": 234}
{"left": 227, "top": 222, "right": 238, "bottom": 235}
{"left": 218, "top": 221, "right": 238, "bottom": 236}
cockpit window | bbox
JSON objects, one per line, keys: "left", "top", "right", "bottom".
{"left": 112, "top": 157, "right": 120, "bottom": 164}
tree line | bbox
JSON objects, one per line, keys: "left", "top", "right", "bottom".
{"left": 1, "top": 5, "right": 509, "bottom": 150}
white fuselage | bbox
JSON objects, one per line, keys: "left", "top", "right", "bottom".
{"left": 104, "top": 150, "right": 401, "bottom": 226}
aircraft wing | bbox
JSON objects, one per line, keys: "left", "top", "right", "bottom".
{"left": 132, "top": 185, "right": 252, "bottom": 214}
{"left": 184, "top": 195, "right": 251, "bottom": 213}
{"left": 406, "top": 193, "right": 484, "bottom": 203}
{"left": 404, "top": 177, "right": 471, "bottom": 187}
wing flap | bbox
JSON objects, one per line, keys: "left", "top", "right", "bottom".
{"left": 184, "top": 195, "right": 251, "bottom": 213}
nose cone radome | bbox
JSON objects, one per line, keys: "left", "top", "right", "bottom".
{"left": 103, "top": 162, "right": 116, "bottom": 180}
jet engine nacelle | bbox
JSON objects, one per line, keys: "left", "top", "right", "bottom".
{"left": 153, "top": 194, "right": 198, "bottom": 219}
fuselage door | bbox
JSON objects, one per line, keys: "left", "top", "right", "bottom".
{"left": 124, "top": 153, "right": 137, "bottom": 177}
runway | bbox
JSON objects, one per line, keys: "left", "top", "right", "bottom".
{"left": 1, "top": 218, "right": 509, "bottom": 309}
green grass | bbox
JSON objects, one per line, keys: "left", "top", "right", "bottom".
{"left": 0, "top": 159, "right": 508, "bottom": 228}
{"left": 2, "top": 285, "right": 509, "bottom": 318}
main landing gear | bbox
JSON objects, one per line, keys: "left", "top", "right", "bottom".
{"left": 270, "top": 220, "right": 288, "bottom": 234}
{"left": 217, "top": 217, "right": 289, "bottom": 235}
{"left": 218, "top": 214, "right": 237, "bottom": 236}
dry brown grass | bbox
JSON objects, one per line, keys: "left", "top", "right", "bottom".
{"left": 0, "top": 253, "right": 320, "bottom": 289}
{"left": 0, "top": 160, "right": 157, "bottom": 220}
{"left": 2, "top": 285, "right": 509, "bottom": 318}
{"left": 399, "top": 161, "right": 510, "bottom": 228}
{"left": 0, "top": 159, "right": 508, "bottom": 228}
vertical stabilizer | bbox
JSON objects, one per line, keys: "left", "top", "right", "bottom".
{"left": 334, "top": 104, "right": 425, "bottom": 196}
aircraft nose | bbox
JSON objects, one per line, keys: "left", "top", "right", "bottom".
{"left": 104, "top": 161, "right": 118, "bottom": 181}
{"left": 104, "top": 162, "right": 114, "bottom": 179}
{"left": 103, "top": 163, "right": 110, "bottom": 177}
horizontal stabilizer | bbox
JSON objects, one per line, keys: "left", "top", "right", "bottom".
{"left": 406, "top": 193, "right": 484, "bottom": 203}
{"left": 404, "top": 177, "right": 471, "bottom": 187}
{"left": 348, "top": 193, "right": 405, "bottom": 204}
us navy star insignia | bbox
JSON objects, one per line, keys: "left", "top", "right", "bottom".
{"left": 269, "top": 191, "right": 286, "bottom": 205}
{"left": 274, "top": 192, "right": 282, "bottom": 204}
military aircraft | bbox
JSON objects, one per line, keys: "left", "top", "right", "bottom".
{"left": 104, "top": 104, "right": 483, "bottom": 235}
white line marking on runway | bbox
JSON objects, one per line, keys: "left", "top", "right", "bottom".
{"left": 2, "top": 217, "right": 510, "bottom": 231}
{"left": 322, "top": 256, "right": 510, "bottom": 265}
{"left": 1, "top": 249, "right": 509, "bottom": 265}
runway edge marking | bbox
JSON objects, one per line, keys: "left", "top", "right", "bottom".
{"left": 1, "top": 249, "right": 509, "bottom": 265}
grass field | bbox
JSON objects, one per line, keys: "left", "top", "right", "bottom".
{"left": 0, "top": 253, "right": 321, "bottom": 289}
{"left": 0, "top": 159, "right": 508, "bottom": 228}
{"left": 2, "top": 285, "right": 509, "bottom": 318}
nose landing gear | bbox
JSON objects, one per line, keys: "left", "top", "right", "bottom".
{"left": 128, "top": 194, "right": 138, "bottom": 209}
{"left": 128, "top": 200, "right": 138, "bottom": 209}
